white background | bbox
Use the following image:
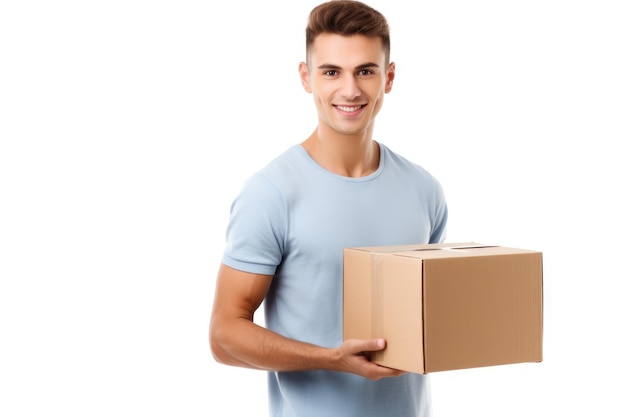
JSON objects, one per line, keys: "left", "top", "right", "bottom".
{"left": 1, "top": 0, "right": 625, "bottom": 415}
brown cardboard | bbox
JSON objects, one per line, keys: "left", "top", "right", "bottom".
{"left": 343, "top": 242, "right": 543, "bottom": 374}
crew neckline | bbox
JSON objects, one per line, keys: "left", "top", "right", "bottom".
{"left": 295, "top": 142, "right": 386, "bottom": 182}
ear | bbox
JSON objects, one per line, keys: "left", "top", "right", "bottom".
{"left": 385, "top": 62, "right": 395, "bottom": 93}
{"left": 299, "top": 62, "right": 312, "bottom": 93}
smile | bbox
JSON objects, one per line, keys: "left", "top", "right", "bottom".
{"left": 335, "top": 105, "right": 365, "bottom": 112}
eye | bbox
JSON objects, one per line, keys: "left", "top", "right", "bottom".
{"left": 358, "top": 69, "right": 374, "bottom": 76}
{"left": 324, "top": 70, "right": 338, "bottom": 77}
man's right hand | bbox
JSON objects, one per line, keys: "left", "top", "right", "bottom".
{"left": 332, "top": 338, "right": 407, "bottom": 380}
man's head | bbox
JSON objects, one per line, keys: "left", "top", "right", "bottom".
{"left": 299, "top": 1, "right": 394, "bottom": 139}
{"left": 305, "top": 0, "right": 391, "bottom": 67}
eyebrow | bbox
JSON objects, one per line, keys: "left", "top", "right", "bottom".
{"left": 317, "top": 62, "right": 380, "bottom": 70}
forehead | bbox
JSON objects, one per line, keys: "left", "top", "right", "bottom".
{"left": 309, "top": 33, "right": 386, "bottom": 67}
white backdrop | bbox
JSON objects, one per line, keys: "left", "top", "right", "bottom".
{"left": 1, "top": 1, "right": 625, "bottom": 415}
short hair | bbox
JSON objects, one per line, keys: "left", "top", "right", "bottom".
{"left": 305, "top": 0, "right": 391, "bottom": 65}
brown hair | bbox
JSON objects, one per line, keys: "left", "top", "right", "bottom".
{"left": 306, "top": 0, "right": 391, "bottom": 65}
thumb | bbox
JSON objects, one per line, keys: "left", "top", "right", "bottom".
{"left": 366, "top": 338, "right": 386, "bottom": 352}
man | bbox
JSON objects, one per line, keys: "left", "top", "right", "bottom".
{"left": 210, "top": 1, "right": 448, "bottom": 416}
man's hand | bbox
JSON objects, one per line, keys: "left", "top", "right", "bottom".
{"left": 332, "top": 338, "right": 407, "bottom": 380}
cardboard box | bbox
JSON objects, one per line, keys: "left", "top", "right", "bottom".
{"left": 343, "top": 242, "right": 543, "bottom": 374}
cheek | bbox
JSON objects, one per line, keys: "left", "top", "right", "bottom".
{"left": 367, "top": 85, "right": 386, "bottom": 103}
{"left": 313, "top": 84, "right": 333, "bottom": 102}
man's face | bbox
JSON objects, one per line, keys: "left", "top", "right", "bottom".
{"left": 299, "top": 33, "right": 394, "bottom": 138}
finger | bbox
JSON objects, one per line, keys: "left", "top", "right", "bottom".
{"left": 377, "top": 366, "right": 407, "bottom": 378}
{"left": 360, "top": 338, "right": 386, "bottom": 353}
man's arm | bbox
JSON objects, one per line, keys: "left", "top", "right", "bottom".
{"left": 209, "top": 263, "right": 405, "bottom": 380}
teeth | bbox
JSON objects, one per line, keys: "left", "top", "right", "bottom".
{"left": 336, "top": 105, "right": 362, "bottom": 112}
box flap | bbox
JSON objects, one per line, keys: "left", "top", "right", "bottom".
{"left": 347, "top": 242, "right": 482, "bottom": 254}
{"left": 394, "top": 244, "right": 539, "bottom": 260}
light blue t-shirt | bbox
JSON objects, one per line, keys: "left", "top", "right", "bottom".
{"left": 222, "top": 143, "right": 448, "bottom": 417}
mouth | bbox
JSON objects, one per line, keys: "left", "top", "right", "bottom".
{"left": 335, "top": 104, "right": 365, "bottom": 113}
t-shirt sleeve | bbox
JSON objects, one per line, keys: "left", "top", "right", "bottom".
{"left": 429, "top": 176, "right": 448, "bottom": 244}
{"left": 221, "top": 174, "right": 286, "bottom": 276}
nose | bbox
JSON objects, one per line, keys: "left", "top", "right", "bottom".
{"left": 339, "top": 74, "right": 361, "bottom": 100}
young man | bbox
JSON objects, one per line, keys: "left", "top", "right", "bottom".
{"left": 210, "top": 1, "right": 448, "bottom": 416}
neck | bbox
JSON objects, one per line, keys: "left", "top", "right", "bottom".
{"left": 301, "top": 127, "right": 380, "bottom": 178}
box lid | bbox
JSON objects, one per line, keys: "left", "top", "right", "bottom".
{"left": 348, "top": 242, "right": 540, "bottom": 260}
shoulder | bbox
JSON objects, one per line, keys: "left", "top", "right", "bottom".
{"left": 258, "top": 145, "right": 305, "bottom": 178}
{"left": 235, "top": 145, "right": 310, "bottom": 206}
{"left": 242, "top": 144, "right": 318, "bottom": 196}
{"left": 380, "top": 142, "right": 438, "bottom": 181}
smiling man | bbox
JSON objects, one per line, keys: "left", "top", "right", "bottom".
{"left": 299, "top": 32, "right": 392, "bottom": 177}
{"left": 209, "top": 1, "right": 448, "bottom": 416}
